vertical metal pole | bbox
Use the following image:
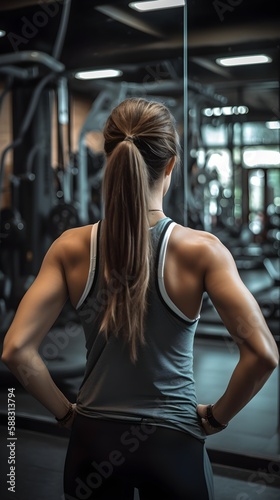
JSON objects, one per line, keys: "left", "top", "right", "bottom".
{"left": 183, "top": 1, "right": 188, "bottom": 226}
{"left": 277, "top": 48, "right": 280, "bottom": 437}
{"left": 13, "top": 87, "right": 53, "bottom": 275}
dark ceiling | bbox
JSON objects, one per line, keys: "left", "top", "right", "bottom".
{"left": 0, "top": 0, "right": 279, "bottom": 122}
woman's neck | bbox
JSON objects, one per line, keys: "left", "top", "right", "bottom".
{"left": 148, "top": 209, "right": 166, "bottom": 227}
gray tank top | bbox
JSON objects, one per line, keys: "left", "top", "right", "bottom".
{"left": 76, "top": 217, "right": 206, "bottom": 442}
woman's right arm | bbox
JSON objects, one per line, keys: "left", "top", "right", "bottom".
{"left": 197, "top": 233, "right": 279, "bottom": 432}
{"left": 1, "top": 236, "right": 74, "bottom": 422}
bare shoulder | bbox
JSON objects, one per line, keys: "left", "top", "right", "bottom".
{"left": 170, "top": 224, "right": 235, "bottom": 271}
{"left": 57, "top": 224, "right": 93, "bottom": 244}
{"left": 49, "top": 224, "right": 95, "bottom": 266}
{"left": 171, "top": 224, "right": 224, "bottom": 254}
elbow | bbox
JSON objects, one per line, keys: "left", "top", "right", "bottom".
{"left": 2, "top": 340, "right": 37, "bottom": 370}
{"left": 258, "top": 347, "right": 279, "bottom": 372}
{"left": 269, "top": 348, "right": 279, "bottom": 371}
{"left": 240, "top": 342, "right": 279, "bottom": 373}
{"left": 266, "top": 338, "right": 279, "bottom": 370}
{"left": 1, "top": 346, "right": 16, "bottom": 367}
{"left": 1, "top": 342, "right": 23, "bottom": 368}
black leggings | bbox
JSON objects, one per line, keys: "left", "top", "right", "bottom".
{"left": 64, "top": 414, "right": 214, "bottom": 500}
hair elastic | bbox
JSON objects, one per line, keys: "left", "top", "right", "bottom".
{"left": 124, "top": 136, "right": 134, "bottom": 143}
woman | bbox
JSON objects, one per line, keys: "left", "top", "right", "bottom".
{"left": 2, "top": 98, "right": 279, "bottom": 500}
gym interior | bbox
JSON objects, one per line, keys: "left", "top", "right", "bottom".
{"left": 0, "top": 1, "right": 279, "bottom": 499}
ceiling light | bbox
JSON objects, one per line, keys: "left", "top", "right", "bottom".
{"left": 75, "top": 69, "right": 123, "bottom": 80}
{"left": 0, "top": 29, "right": 6, "bottom": 37}
{"left": 129, "top": 0, "right": 185, "bottom": 12}
{"left": 216, "top": 55, "right": 272, "bottom": 67}
{"left": 202, "top": 106, "right": 249, "bottom": 117}
{"left": 266, "top": 121, "right": 280, "bottom": 130}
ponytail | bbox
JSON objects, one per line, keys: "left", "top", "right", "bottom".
{"left": 99, "top": 97, "right": 180, "bottom": 363}
{"left": 99, "top": 140, "right": 151, "bottom": 362}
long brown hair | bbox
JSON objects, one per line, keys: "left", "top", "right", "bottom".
{"left": 99, "top": 98, "right": 180, "bottom": 362}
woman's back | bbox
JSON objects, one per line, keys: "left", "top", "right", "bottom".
{"left": 72, "top": 217, "right": 206, "bottom": 441}
{"left": 57, "top": 215, "right": 210, "bottom": 320}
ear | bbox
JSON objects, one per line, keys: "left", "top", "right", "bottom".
{"left": 165, "top": 156, "right": 176, "bottom": 176}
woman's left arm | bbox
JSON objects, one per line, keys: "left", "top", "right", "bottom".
{"left": 196, "top": 234, "right": 279, "bottom": 434}
{"left": 1, "top": 236, "right": 75, "bottom": 423}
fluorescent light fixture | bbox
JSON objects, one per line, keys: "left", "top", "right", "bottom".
{"left": 0, "top": 29, "right": 6, "bottom": 37}
{"left": 129, "top": 0, "right": 185, "bottom": 12}
{"left": 75, "top": 69, "right": 123, "bottom": 80}
{"left": 243, "top": 149, "right": 280, "bottom": 167}
{"left": 266, "top": 121, "right": 280, "bottom": 130}
{"left": 216, "top": 54, "right": 272, "bottom": 67}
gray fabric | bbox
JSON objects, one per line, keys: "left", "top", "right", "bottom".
{"left": 76, "top": 217, "right": 206, "bottom": 442}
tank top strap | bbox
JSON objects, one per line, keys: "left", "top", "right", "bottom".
{"left": 76, "top": 220, "right": 102, "bottom": 310}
